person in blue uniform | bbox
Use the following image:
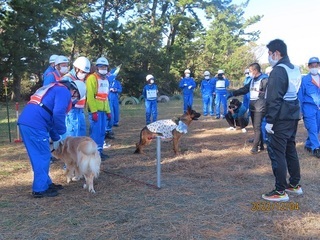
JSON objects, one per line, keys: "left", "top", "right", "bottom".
{"left": 18, "top": 80, "right": 82, "bottom": 198}
{"left": 108, "top": 78, "right": 122, "bottom": 127}
{"left": 143, "top": 74, "right": 158, "bottom": 125}
{"left": 42, "top": 54, "right": 58, "bottom": 80}
{"left": 179, "top": 69, "right": 196, "bottom": 113}
{"left": 43, "top": 55, "right": 69, "bottom": 86}
{"left": 200, "top": 70, "right": 215, "bottom": 116}
{"left": 213, "top": 69, "right": 230, "bottom": 119}
{"left": 298, "top": 56, "right": 320, "bottom": 158}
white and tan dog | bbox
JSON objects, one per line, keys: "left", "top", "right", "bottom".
{"left": 52, "top": 136, "right": 101, "bottom": 193}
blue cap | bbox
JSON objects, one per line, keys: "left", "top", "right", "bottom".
{"left": 308, "top": 57, "right": 320, "bottom": 65}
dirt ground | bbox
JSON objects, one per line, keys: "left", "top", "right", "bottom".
{"left": 0, "top": 100, "right": 319, "bottom": 240}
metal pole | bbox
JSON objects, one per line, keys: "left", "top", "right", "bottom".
{"left": 3, "top": 77, "right": 11, "bottom": 143}
{"left": 156, "top": 136, "right": 161, "bottom": 189}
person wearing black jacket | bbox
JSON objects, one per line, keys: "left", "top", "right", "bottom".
{"left": 262, "top": 39, "right": 303, "bottom": 202}
{"left": 227, "top": 63, "right": 268, "bottom": 154}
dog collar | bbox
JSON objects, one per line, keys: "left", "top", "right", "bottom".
{"left": 176, "top": 121, "right": 188, "bottom": 134}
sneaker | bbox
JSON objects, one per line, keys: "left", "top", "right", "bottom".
{"left": 241, "top": 128, "right": 247, "bottom": 133}
{"left": 103, "top": 142, "right": 111, "bottom": 149}
{"left": 32, "top": 188, "right": 58, "bottom": 198}
{"left": 313, "top": 148, "right": 320, "bottom": 158}
{"left": 105, "top": 132, "right": 115, "bottom": 139}
{"left": 100, "top": 152, "right": 109, "bottom": 161}
{"left": 215, "top": 116, "right": 220, "bottom": 119}
{"left": 285, "top": 184, "right": 303, "bottom": 195}
{"left": 49, "top": 183, "right": 63, "bottom": 190}
{"left": 262, "top": 189, "right": 289, "bottom": 202}
{"left": 226, "top": 127, "right": 236, "bottom": 131}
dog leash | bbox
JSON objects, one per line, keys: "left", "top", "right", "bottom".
{"left": 101, "top": 169, "right": 160, "bottom": 190}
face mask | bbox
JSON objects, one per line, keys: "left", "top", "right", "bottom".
{"left": 150, "top": 79, "right": 154, "bottom": 84}
{"left": 71, "top": 97, "right": 78, "bottom": 105}
{"left": 249, "top": 73, "right": 255, "bottom": 79}
{"left": 60, "top": 66, "right": 69, "bottom": 74}
{"left": 77, "top": 72, "right": 87, "bottom": 80}
{"left": 98, "top": 69, "right": 108, "bottom": 75}
{"left": 185, "top": 74, "right": 190, "bottom": 78}
{"left": 245, "top": 73, "right": 249, "bottom": 77}
{"left": 268, "top": 53, "right": 279, "bottom": 67}
{"left": 310, "top": 68, "right": 319, "bottom": 75}
{"left": 205, "top": 76, "right": 210, "bottom": 80}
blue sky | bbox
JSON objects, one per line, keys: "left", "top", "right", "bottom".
{"left": 234, "top": 0, "right": 320, "bottom": 65}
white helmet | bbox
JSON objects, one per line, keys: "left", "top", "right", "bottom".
{"left": 217, "top": 69, "right": 224, "bottom": 74}
{"left": 96, "top": 57, "right": 109, "bottom": 66}
{"left": 73, "top": 56, "right": 91, "bottom": 73}
{"left": 55, "top": 55, "right": 69, "bottom": 65}
{"left": 146, "top": 74, "right": 154, "bottom": 81}
{"left": 204, "top": 71, "right": 210, "bottom": 76}
{"left": 71, "top": 80, "right": 86, "bottom": 99}
{"left": 49, "top": 54, "right": 58, "bottom": 64}
{"left": 244, "top": 69, "right": 249, "bottom": 74}
{"left": 184, "top": 69, "right": 191, "bottom": 74}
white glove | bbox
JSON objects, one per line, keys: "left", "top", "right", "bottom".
{"left": 265, "top": 123, "right": 274, "bottom": 134}
{"left": 184, "top": 83, "right": 187, "bottom": 86}
{"left": 53, "top": 141, "right": 61, "bottom": 150}
{"left": 188, "top": 86, "right": 192, "bottom": 89}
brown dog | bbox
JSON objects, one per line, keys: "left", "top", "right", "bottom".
{"left": 134, "top": 107, "right": 201, "bottom": 154}
{"left": 52, "top": 136, "right": 101, "bottom": 193}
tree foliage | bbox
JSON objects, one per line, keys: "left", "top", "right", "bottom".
{"left": 0, "top": 0, "right": 263, "bottom": 101}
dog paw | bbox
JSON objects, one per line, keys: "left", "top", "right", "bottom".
{"left": 72, "top": 176, "right": 80, "bottom": 181}
{"left": 83, "top": 183, "right": 87, "bottom": 189}
{"left": 89, "top": 188, "right": 96, "bottom": 193}
{"left": 67, "top": 178, "right": 71, "bottom": 184}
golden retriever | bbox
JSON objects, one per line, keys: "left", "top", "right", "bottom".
{"left": 52, "top": 136, "right": 101, "bottom": 193}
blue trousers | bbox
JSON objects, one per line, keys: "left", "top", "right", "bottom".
{"left": 89, "top": 111, "right": 107, "bottom": 153}
{"left": 19, "top": 124, "right": 52, "bottom": 192}
{"left": 106, "top": 98, "right": 120, "bottom": 131}
{"left": 202, "top": 94, "right": 214, "bottom": 116}
{"left": 303, "top": 106, "right": 320, "bottom": 150}
{"left": 183, "top": 94, "right": 193, "bottom": 113}
{"left": 66, "top": 108, "right": 86, "bottom": 137}
{"left": 215, "top": 93, "right": 227, "bottom": 117}
{"left": 145, "top": 100, "right": 157, "bottom": 124}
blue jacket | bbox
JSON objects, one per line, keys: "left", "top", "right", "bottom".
{"left": 232, "top": 103, "right": 247, "bottom": 119}
{"left": 109, "top": 79, "right": 123, "bottom": 101}
{"left": 143, "top": 84, "right": 158, "bottom": 101}
{"left": 200, "top": 78, "right": 215, "bottom": 95}
{"left": 18, "top": 84, "right": 72, "bottom": 141}
{"left": 179, "top": 77, "right": 196, "bottom": 95}
{"left": 298, "top": 73, "right": 320, "bottom": 111}
{"left": 43, "top": 65, "right": 55, "bottom": 79}
{"left": 43, "top": 70, "right": 62, "bottom": 86}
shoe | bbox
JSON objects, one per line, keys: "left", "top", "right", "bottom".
{"left": 32, "top": 188, "right": 58, "bottom": 198}
{"left": 49, "top": 183, "right": 63, "bottom": 190}
{"left": 241, "top": 128, "right": 247, "bottom": 133}
{"left": 285, "top": 184, "right": 303, "bottom": 195}
{"left": 222, "top": 116, "right": 226, "bottom": 119}
{"left": 250, "top": 147, "right": 259, "bottom": 154}
{"left": 313, "top": 148, "right": 320, "bottom": 158}
{"left": 260, "top": 145, "right": 265, "bottom": 151}
{"left": 248, "top": 138, "right": 254, "bottom": 143}
{"left": 100, "top": 152, "right": 109, "bottom": 161}
{"left": 113, "top": 124, "right": 119, "bottom": 127}
{"left": 226, "top": 127, "right": 236, "bottom": 131}
{"left": 105, "top": 132, "right": 115, "bottom": 139}
{"left": 103, "top": 142, "right": 111, "bottom": 149}
{"left": 262, "top": 189, "right": 289, "bottom": 202}
{"left": 203, "top": 113, "right": 208, "bottom": 116}
{"left": 304, "top": 146, "right": 312, "bottom": 153}
{"left": 215, "top": 116, "right": 220, "bottom": 119}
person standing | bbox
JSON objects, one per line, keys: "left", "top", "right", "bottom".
{"left": 213, "top": 70, "right": 229, "bottom": 119}
{"left": 18, "top": 80, "right": 83, "bottom": 198}
{"left": 298, "top": 57, "right": 320, "bottom": 158}
{"left": 43, "top": 55, "right": 69, "bottom": 86}
{"left": 200, "top": 71, "right": 215, "bottom": 116}
{"left": 262, "top": 39, "right": 303, "bottom": 202}
{"left": 61, "top": 56, "right": 91, "bottom": 137}
{"left": 43, "top": 54, "right": 58, "bottom": 80}
{"left": 108, "top": 78, "right": 123, "bottom": 127}
{"left": 86, "top": 57, "right": 112, "bottom": 160}
{"left": 179, "top": 69, "right": 196, "bottom": 113}
{"left": 228, "top": 63, "right": 268, "bottom": 154}
{"left": 143, "top": 74, "right": 158, "bottom": 125}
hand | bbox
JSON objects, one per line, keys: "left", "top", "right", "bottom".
{"left": 53, "top": 141, "right": 61, "bottom": 150}
{"left": 184, "top": 83, "right": 187, "bottom": 86}
{"left": 188, "top": 86, "right": 192, "bottom": 89}
{"left": 107, "top": 113, "right": 112, "bottom": 119}
{"left": 110, "top": 88, "right": 115, "bottom": 92}
{"left": 92, "top": 112, "right": 98, "bottom": 122}
{"left": 265, "top": 123, "right": 274, "bottom": 134}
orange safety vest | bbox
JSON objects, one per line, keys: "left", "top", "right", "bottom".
{"left": 29, "top": 83, "right": 72, "bottom": 114}
{"left": 49, "top": 71, "right": 62, "bottom": 81}
{"left": 93, "top": 73, "right": 109, "bottom": 101}
{"left": 63, "top": 73, "right": 86, "bottom": 109}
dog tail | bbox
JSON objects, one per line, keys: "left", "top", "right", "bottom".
{"left": 78, "top": 151, "right": 101, "bottom": 179}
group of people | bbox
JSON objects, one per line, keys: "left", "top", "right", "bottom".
{"left": 18, "top": 55, "right": 122, "bottom": 198}
{"left": 19, "top": 38, "right": 318, "bottom": 203}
